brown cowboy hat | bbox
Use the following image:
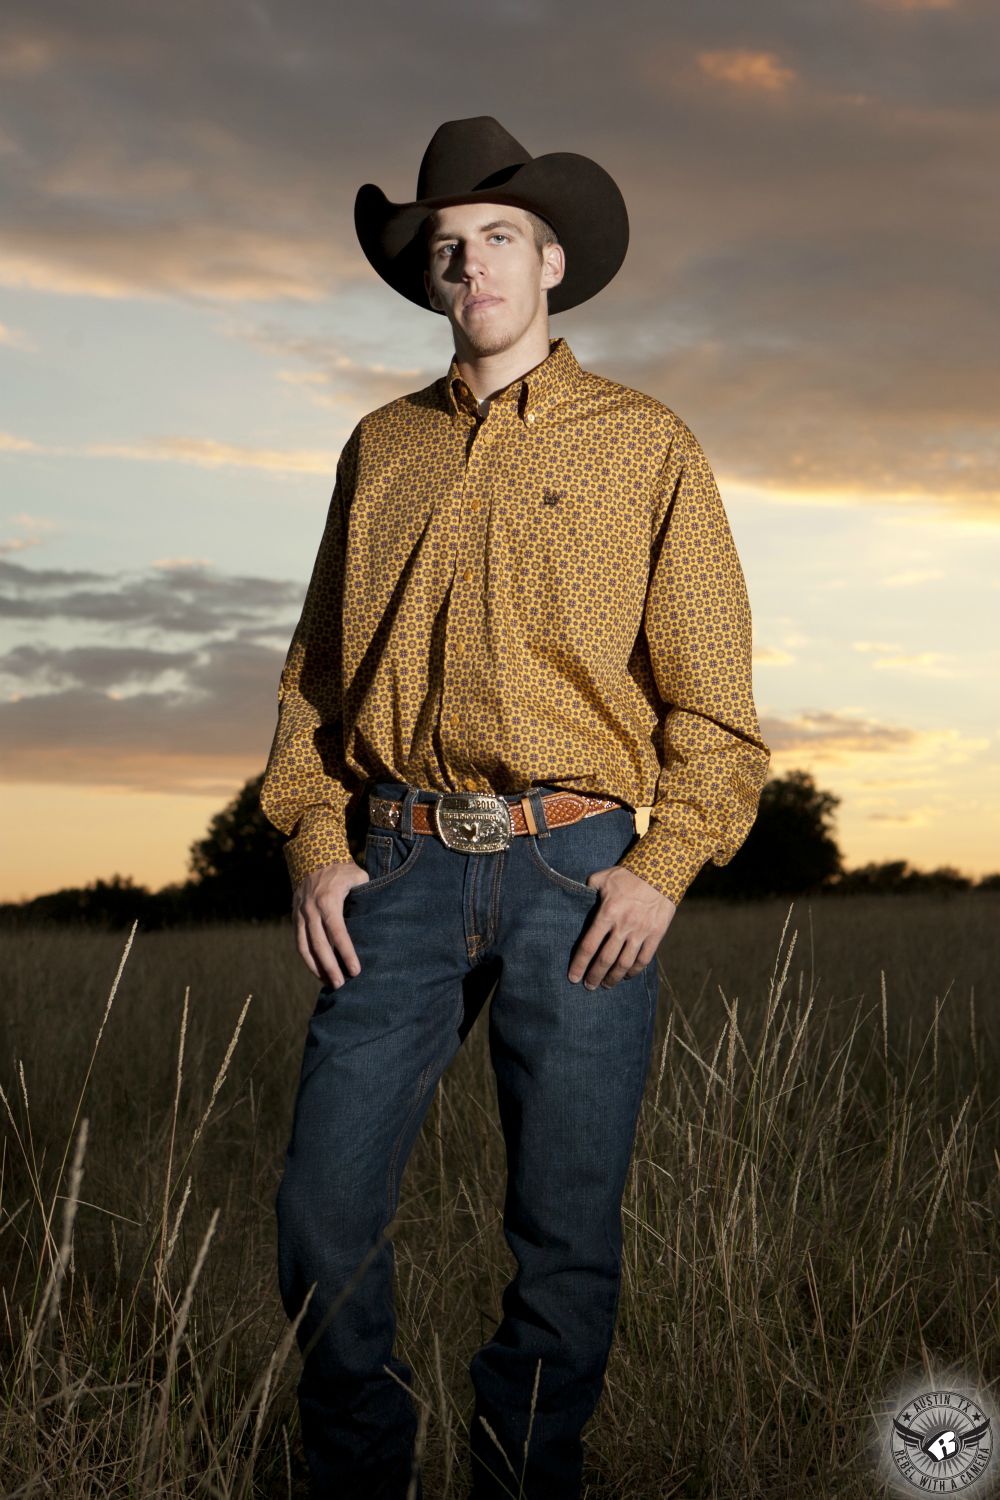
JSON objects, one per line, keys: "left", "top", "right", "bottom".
{"left": 354, "top": 115, "right": 629, "bottom": 317}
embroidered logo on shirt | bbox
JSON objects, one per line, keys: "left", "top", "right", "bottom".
{"left": 542, "top": 488, "right": 563, "bottom": 506}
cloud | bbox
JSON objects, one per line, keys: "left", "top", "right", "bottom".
{"left": 763, "top": 707, "right": 920, "bottom": 758}
{"left": 0, "top": 557, "right": 301, "bottom": 791}
{"left": 84, "top": 435, "right": 342, "bottom": 475}
{"left": 0, "top": 556, "right": 304, "bottom": 632}
{"left": 0, "top": 512, "right": 58, "bottom": 556}
{"left": 753, "top": 645, "right": 796, "bottom": 666}
{"left": 868, "top": 0, "right": 958, "bottom": 10}
{"left": 868, "top": 650, "right": 965, "bottom": 676}
{"left": 0, "top": 320, "right": 33, "bottom": 349}
{"left": 0, "top": 642, "right": 200, "bottom": 691}
{"left": 696, "top": 49, "right": 797, "bottom": 91}
{"left": 763, "top": 708, "right": 989, "bottom": 765}
{"left": 865, "top": 805, "right": 936, "bottom": 824}
{"left": 0, "top": 642, "right": 282, "bottom": 794}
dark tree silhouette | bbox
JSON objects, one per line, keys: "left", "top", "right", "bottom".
{"left": 833, "top": 860, "right": 972, "bottom": 895}
{"left": 0, "top": 873, "right": 161, "bottom": 929}
{"left": 3, "top": 768, "right": 996, "bottom": 931}
{"left": 186, "top": 772, "right": 291, "bottom": 920}
{"left": 689, "top": 769, "right": 843, "bottom": 899}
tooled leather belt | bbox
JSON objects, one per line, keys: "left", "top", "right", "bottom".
{"left": 368, "top": 788, "right": 626, "bottom": 855}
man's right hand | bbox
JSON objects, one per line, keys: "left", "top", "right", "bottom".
{"left": 292, "top": 860, "right": 371, "bottom": 987}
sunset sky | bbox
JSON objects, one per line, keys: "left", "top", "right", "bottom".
{"left": 1, "top": 0, "right": 998, "bottom": 902}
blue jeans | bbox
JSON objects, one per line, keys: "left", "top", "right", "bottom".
{"left": 276, "top": 780, "right": 660, "bottom": 1500}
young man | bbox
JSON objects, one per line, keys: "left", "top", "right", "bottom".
{"left": 261, "top": 116, "right": 770, "bottom": 1500}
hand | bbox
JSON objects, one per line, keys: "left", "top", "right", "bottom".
{"left": 293, "top": 860, "right": 372, "bottom": 988}
{"left": 567, "top": 866, "right": 676, "bottom": 991}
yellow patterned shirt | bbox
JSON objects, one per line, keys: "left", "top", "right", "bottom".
{"left": 260, "top": 335, "right": 770, "bottom": 906}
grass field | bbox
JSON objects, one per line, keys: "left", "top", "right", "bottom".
{"left": 2, "top": 892, "right": 998, "bottom": 1498}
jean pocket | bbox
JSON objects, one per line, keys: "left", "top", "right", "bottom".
{"left": 347, "top": 826, "right": 426, "bottom": 898}
{"left": 526, "top": 830, "right": 601, "bottom": 899}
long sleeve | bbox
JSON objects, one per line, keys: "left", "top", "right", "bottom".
{"left": 617, "top": 421, "right": 770, "bottom": 906}
{"left": 259, "top": 425, "right": 363, "bottom": 890}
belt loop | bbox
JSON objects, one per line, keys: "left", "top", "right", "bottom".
{"left": 399, "top": 785, "right": 419, "bottom": 838}
{"left": 526, "top": 787, "right": 550, "bottom": 839}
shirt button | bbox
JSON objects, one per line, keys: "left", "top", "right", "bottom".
{"left": 462, "top": 568, "right": 472, "bottom": 582}
{"left": 526, "top": 412, "right": 536, "bottom": 424}
{"left": 470, "top": 499, "right": 480, "bottom": 511}
{"left": 454, "top": 640, "right": 465, "bottom": 655}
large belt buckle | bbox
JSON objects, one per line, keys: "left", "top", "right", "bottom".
{"left": 432, "top": 792, "right": 513, "bottom": 853}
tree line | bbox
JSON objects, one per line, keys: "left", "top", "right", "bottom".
{"left": 1, "top": 770, "right": 996, "bottom": 931}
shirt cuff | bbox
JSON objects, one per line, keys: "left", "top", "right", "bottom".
{"left": 617, "top": 820, "right": 711, "bottom": 907}
{"left": 283, "top": 805, "right": 358, "bottom": 891}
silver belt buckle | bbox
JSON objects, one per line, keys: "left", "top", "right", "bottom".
{"left": 432, "top": 792, "right": 513, "bottom": 853}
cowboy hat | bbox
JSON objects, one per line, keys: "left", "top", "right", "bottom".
{"left": 353, "top": 115, "right": 629, "bottom": 316}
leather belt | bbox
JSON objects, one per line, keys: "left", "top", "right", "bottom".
{"left": 368, "top": 789, "right": 628, "bottom": 855}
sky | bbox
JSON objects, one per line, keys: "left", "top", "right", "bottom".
{"left": 1, "top": 0, "right": 998, "bottom": 902}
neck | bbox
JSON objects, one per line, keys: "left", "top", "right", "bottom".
{"left": 453, "top": 321, "right": 554, "bottom": 405}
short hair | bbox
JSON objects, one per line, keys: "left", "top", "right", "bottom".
{"left": 422, "top": 206, "right": 560, "bottom": 266}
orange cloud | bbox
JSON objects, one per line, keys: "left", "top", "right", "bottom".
{"left": 868, "top": 0, "right": 957, "bottom": 10}
{"left": 84, "top": 435, "right": 340, "bottom": 474}
{"left": 753, "top": 645, "right": 796, "bottom": 666}
{"left": 697, "top": 49, "right": 797, "bottom": 92}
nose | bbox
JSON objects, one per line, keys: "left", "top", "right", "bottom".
{"left": 456, "top": 243, "right": 486, "bottom": 279}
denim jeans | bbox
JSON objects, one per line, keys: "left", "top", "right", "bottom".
{"left": 275, "top": 780, "right": 660, "bottom": 1500}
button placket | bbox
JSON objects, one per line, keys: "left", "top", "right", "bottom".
{"left": 441, "top": 402, "right": 494, "bottom": 753}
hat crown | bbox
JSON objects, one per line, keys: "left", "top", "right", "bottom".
{"left": 416, "top": 116, "right": 532, "bottom": 200}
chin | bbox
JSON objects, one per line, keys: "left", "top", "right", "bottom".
{"left": 462, "top": 315, "right": 519, "bottom": 354}
{"left": 470, "top": 327, "right": 514, "bottom": 354}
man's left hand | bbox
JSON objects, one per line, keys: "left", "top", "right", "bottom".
{"left": 567, "top": 866, "right": 676, "bottom": 990}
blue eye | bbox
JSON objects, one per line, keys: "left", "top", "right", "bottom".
{"left": 440, "top": 233, "right": 509, "bottom": 255}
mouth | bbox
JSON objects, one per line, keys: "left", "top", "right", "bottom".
{"left": 464, "top": 295, "right": 502, "bottom": 312}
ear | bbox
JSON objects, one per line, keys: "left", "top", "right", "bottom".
{"left": 541, "top": 241, "right": 565, "bottom": 291}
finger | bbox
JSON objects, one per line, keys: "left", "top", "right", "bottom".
{"left": 567, "top": 904, "right": 613, "bottom": 979}
{"left": 323, "top": 904, "right": 362, "bottom": 979}
{"left": 601, "top": 935, "right": 645, "bottom": 988}
{"left": 293, "top": 913, "right": 322, "bottom": 982}
{"left": 305, "top": 911, "right": 345, "bottom": 988}
{"left": 567, "top": 933, "right": 602, "bottom": 984}
{"left": 571, "top": 924, "right": 618, "bottom": 989}
{"left": 626, "top": 942, "right": 659, "bottom": 979}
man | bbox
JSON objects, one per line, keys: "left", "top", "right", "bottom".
{"left": 261, "top": 116, "right": 770, "bottom": 1500}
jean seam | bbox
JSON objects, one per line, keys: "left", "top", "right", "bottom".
{"left": 645, "top": 955, "right": 658, "bottom": 1029}
{"left": 486, "top": 843, "right": 506, "bottom": 947}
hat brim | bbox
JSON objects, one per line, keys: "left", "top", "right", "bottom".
{"left": 354, "top": 152, "right": 628, "bottom": 316}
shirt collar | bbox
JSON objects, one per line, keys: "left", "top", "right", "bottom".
{"left": 443, "top": 336, "right": 583, "bottom": 427}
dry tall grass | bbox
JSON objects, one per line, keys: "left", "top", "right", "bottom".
{"left": 1, "top": 893, "right": 998, "bottom": 1498}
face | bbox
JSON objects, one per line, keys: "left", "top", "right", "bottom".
{"left": 422, "top": 201, "right": 565, "bottom": 358}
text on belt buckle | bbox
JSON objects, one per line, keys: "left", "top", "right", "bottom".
{"left": 432, "top": 792, "right": 513, "bottom": 853}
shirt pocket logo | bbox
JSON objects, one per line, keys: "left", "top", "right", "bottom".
{"left": 541, "top": 488, "right": 563, "bottom": 506}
